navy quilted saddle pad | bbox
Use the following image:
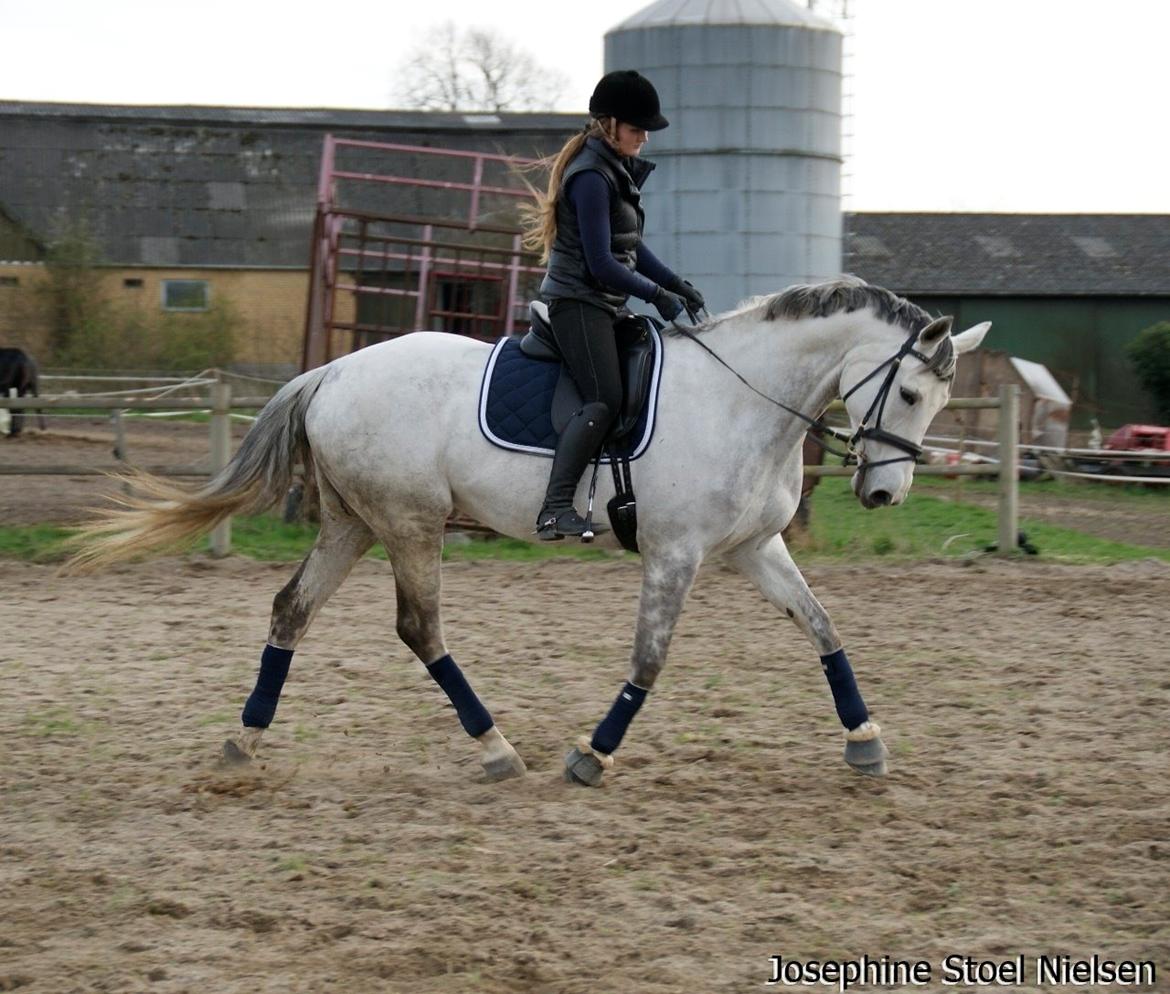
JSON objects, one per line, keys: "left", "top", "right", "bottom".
{"left": 477, "top": 329, "right": 663, "bottom": 462}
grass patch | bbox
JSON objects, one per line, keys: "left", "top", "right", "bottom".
{"left": 23, "top": 707, "right": 98, "bottom": 737}
{"left": 798, "top": 477, "right": 1170, "bottom": 564}
{"left": 231, "top": 516, "right": 622, "bottom": 563}
{"left": 1, "top": 478, "right": 1164, "bottom": 566}
{"left": 0, "top": 515, "right": 627, "bottom": 565}
{"left": 0, "top": 524, "right": 76, "bottom": 563}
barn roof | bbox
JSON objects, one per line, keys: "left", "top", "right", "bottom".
{"left": 845, "top": 212, "right": 1170, "bottom": 297}
{"left": 1, "top": 100, "right": 1167, "bottom": 297}
{"left": 0, "top": 100, "right": 581, "bottom": 268}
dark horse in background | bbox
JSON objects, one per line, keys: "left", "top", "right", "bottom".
{"left": 0, "top": 348, "right": 44, "bottom": 436}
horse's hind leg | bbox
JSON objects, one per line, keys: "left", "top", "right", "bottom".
{"left": 382, "top": 520, "right": 526, "bottom": 782}
{"left": 223, "top": 487, "right": 375, "bottom": 763}
{"left": 727, "top": 533, "right": 887, "bottom": 776}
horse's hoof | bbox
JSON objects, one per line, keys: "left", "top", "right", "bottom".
{"left": 564, "top": 746, "right": 605, "bottom": 786}
{"left": 563, "top": 740, "right": 613, "bottom": 787}
{"left": 222, "top": 738, "right": 253, "bottom": 765}
{"left": 222, "top": 727, "right": 263, "bottom": 765}
{"left": 482, "top": 750, "right": 527, "bottom": 782}
{"left": 476, "top": 726, "right": 526, "bottom": 782}
{"left": 844, "top": 735, "right": 889, "bottom": 777}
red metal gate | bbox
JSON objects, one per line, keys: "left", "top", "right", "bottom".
{"left": 302, "top": 135, "right": 545, "bottom": 370}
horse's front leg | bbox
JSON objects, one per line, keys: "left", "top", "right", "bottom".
{"left": 727, "top": 533, "right": 888, "bottom": 776}
{"left": 564, "top": 551, "right": 701, "bottom": 786}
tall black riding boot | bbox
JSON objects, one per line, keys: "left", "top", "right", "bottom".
{"left": 536, "top": 402, "right": 613, "bottom": 540}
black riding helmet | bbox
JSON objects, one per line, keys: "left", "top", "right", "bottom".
{"left": 588, "top": 70, "right": 669, "bottom": 131}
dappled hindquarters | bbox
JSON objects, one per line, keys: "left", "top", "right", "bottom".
{"left": 2, "top": 554, "right": 1168, "bottom": 993}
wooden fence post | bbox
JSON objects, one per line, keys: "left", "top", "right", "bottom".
{"left": 997, "top": 383, "right": 1020, "bottom": 554}
{"left": 209, "top": 382, "right": 232, "bottom": 557}
{"left": 111, "top": 409, "right": 127, "bottom": 461}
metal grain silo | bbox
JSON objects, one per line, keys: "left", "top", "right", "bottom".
{"left": 605, "top": 0, "right": 842, "bottom": 312}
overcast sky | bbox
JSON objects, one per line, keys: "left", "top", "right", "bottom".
{"left": 2, "top": 0, "right": 1167, "bottom": 213}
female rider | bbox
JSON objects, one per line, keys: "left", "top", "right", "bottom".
{"left": 523, "top": 69, "right": 705, "bottom": 540}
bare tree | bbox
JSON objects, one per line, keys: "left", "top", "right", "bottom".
{"left": 394, "top": 22, "right": 569, "bottom": 112}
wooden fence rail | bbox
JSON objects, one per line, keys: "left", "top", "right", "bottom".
{"left": 3, "top": 385, "right": 1022, "bottom": 556}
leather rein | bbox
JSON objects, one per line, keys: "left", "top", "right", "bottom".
{"left": 671, "top": 306, "right": 942, "bottom": 477}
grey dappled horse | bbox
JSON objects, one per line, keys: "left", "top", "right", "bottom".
{"left": 70, "top": 277, "right": 989, "bottom": 786}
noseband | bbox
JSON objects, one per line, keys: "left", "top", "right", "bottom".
{"left": 839, "top": 328, "right": 952, "bottom": 481}
{"left": 671, "top": 312, "right": 953, "bottom": 479}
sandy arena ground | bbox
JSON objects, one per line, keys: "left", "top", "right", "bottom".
{"left": 2, "top": 422, "right": 1169, "bottom": 992}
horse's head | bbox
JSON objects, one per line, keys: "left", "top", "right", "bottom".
{"left": 840, "top": 316, "right": 990, "bottom": 508}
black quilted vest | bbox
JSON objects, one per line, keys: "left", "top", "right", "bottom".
{"left": 540, "top": 136, "right": 656, "bottom": 313}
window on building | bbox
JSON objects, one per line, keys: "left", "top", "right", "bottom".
{"left": 124, "top": 277, "right": 144, "bottom": 289}
{"left": 430, "top": 273, "right": 504, "bottom": 338}
{"left": 162, "top": 279, "right": 210, "bottom": 311}
{"left": 0, "top": 276, "right": 19, "bottom": 288}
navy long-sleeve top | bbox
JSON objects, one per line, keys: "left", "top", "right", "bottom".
{"left": 565, "top": 170, "right": 678, "bottom": 303}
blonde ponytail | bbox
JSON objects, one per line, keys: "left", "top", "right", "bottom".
{"left": 520, "top": 117, "right": 620, "bottom": 264}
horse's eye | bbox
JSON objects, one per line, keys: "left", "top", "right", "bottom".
{"left": 900, "top": 387, "right": 919, "bottom": 406}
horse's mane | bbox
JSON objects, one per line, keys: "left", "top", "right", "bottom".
{"left": 678, "top": 275, "right": 955, "bottom": 378}
{"left": 760, "top": 276, "right": 932, "bottom": 333}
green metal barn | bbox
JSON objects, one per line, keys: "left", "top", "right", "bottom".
{"left": 846, "top": 213, "right": 1170, "bottom": 428}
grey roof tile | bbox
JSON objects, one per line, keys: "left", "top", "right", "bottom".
{"left": 1, "top": 101, "right": 1166, "bottom": 296}
{"left": 844, "top": 212, "right": 1170, "bottom": 296}
{"left": 0, "top": 100, "right": 579, "bottom": 268}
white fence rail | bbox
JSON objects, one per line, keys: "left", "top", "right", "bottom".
{"left": 0, "top": 383, "right": 1041, "bottom": 556}
{"left": 3, "top": 386, "right": 258, "bottom": 556}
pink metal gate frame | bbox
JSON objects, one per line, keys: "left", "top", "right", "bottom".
{"left": 302, "top": 135, "right": 546, "bottom": 371}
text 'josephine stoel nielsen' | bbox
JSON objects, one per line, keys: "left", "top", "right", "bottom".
{"left": 766, "top": 954, "right": 1157, "bottom": 990}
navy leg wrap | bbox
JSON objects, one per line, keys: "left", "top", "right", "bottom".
{"left": 426, "top": 654, "right": 494, "bottom": 738}
{"left": 820, "top": 648, "right": 869, "bottom": 730}
{"left": 591, "top": 681, "right": 648, "bottom": 755}
{"left": 241, "top": 644, "right": 294, "bottom": 729}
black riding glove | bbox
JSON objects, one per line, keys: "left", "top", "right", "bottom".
{"left": 651, "top": 286, "right": 685, "bottom": 322}
{"left": 669, "top": 277, "right": 706, "bottom": 313}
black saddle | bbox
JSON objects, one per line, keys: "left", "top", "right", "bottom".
{"left": 518, "top": 301, "right": 658, "bottom": 441}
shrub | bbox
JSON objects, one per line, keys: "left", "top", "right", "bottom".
{"left": 1126, "top": 322, "right": 1170, "bottom": 422}
{"left": 53, "top": 299, "right": 240, "bottom": 371}
{"left": 34, "top": 221, "right": 241, "bottom": 371}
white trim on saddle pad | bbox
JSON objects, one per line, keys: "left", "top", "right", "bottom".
{"left": 477, "top": 325, "right": 664, "bottom": 463}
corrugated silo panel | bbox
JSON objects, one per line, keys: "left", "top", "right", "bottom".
{"left": 744, "top": 191, "right": 802, "bottom": 234}
{"left": 807, "top": 193, "right": 843, "bottom": 235}
{"left": 811, "top": 69, "right": 843, "bottom": 113}
{"left": 809, "top": 112, "right": 841, "bottom": 155}
{"left": 749, "top": 65, "right": 798, "bottom": 109}
{"left": 675, "top": 234, "right": 745, "bottom": 277}
{"left": 686, "top": 66, "right": 751, "bottom": 107}
{"left": 745, "top": 156, "right": 797, "bottom": 193}
{"left": 747, "top": 233, "right": 806, "bottom": 275}
{"left": 805, "top": 233, "right": 844, "bottom": 279}
{"left": 606, "top": 0, "right": 843, "bottom": 312}
{"left": 675, "top": 190, "right": 746, "bottom": 234}
{"left": 672, "top": 109, "right": 747, "bottom": 150}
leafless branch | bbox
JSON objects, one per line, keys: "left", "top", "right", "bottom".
{"left": 391, "top": 22, "right": 569, "bottom": 112}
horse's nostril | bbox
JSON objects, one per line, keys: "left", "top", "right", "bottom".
{"left": 870, "top": 489, "right": 892, "bottom": 507}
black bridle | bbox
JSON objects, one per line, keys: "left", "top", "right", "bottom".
{"left": 671, "top": 306, "right": 948, "bottom": 479}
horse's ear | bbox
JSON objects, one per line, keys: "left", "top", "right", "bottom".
{"left": 952, "top": 321, "right": 991, "bottom": 354}
{"left": 917, "top": 315, "right": 954, "bottom": 348}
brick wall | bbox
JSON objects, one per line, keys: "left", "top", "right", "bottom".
{"left": 0, "top": 264, "right": 313, "bottom": 369}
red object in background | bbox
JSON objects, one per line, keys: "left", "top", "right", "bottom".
{"left": 1104, "top": 424, "right": 1170, "bottom": 452}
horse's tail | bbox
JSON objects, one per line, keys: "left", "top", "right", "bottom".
{"left": 64, "top": 366, "right": 332, "bottom": 573}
